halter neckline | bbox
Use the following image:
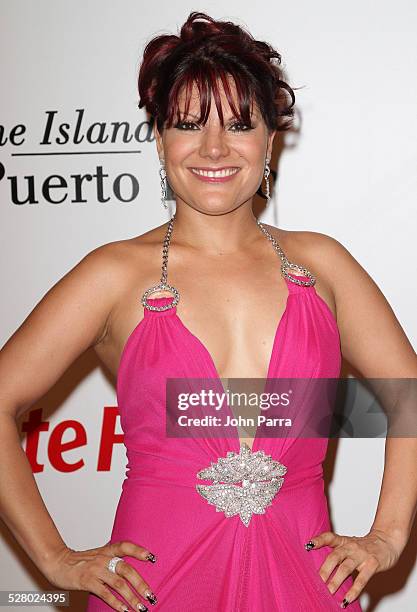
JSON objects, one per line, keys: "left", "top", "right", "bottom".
{"left": 141, "top": 214, "right": 316, "bottom": 312}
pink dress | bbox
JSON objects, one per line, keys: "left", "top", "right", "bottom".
{"left": 86, "top": 274, "right": 363, "bottom": 611}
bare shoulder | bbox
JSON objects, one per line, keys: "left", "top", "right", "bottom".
{"left": 262, "top": 223, "right": 366, "bottom": 290}
{"left": 263, "top": 224, "right": 416, "bottom": 376}
{"left": 266, "top": 226, "right": 380, "bottom": 298}
{"left": 0, "top": 227, "right": 165, "bottom": 419}
{"left": 262, "top": 223, "right": 343, "bottom": 269}
{"left": 82, "top": 222, "right": 169, "bottom": 342}
{"left": 261, "top": 224, "right": 343, "bottom": 314}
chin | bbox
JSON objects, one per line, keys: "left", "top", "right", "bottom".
{"left": 189, "top": 201, "right": 241, "bottom": 215}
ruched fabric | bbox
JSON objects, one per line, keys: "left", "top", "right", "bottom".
{"left": 87, "top": 276, "right": 362, "bottom": 611}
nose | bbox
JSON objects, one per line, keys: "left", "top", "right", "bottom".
{"left": 198, "top": 125, "right": 231, "bottom": 160}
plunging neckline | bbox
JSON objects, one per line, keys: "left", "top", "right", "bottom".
{"left": 147, "top": 275, "right": 296, "bottom": 453}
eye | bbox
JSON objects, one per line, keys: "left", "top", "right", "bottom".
{"left": 174, "top": 121, "right": 200, "bottom": 130}
{"left": 229, "top": 122, "right": 254, "bottom": 132}
{"left": 173, "top": 120, "right": 254, "bottom": 132}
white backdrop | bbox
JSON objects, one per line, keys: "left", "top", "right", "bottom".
{"left": 1, "top": 1, "right": 416, "bottom": 610}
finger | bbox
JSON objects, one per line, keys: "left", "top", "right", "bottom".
{"left": 91, "top": 579, "right": 135, "bottom": 612}
{"left": 99, "top": 541, "right": 158, "bottom": 607}
{"left": 318, "top": 548, "right": 349, "bottom": 583}
{"left": 114, "top": 559, "right": 158, "bottom": 607}
{"left": 326, "top": 558, "right": 357, "bottom": 595}
{"left": 342, "top": 557, "right": 380, "bottom": 606}
{"left": 305, "top": 531, "right": 345, "bottom": 551}
{"left": 110, "top": 540, "right": 157, "bottom": 564}
{"left": 104, "top": 566, "right": 151, "bottom": 610}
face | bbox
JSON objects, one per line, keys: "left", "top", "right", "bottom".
{"left": 154, "top": 77, "right": 276, "bottom": 214}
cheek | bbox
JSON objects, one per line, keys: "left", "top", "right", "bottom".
{"left": 233, "top": 136, "right": 266, "bottom": 161}
{"left": 165, "top": 141, "right": 191, "bottom": 162}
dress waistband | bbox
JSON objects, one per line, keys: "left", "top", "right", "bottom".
{"left": 123, "top": 448, "right": 324, "bottom": 494}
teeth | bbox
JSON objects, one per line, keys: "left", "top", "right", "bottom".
{"left": 191, "top": 168, "right": 239, "bottom": 178}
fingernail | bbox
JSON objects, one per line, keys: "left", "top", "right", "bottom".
{"left": 144, "top": 590, "right": 157, "bottom": 605}
{"left": 341, "top": 598, "right": 350, "bottom": 608}
{"left": 145, "top": 552, "right": 157, "bottom": 563}
{"left": 304, "top": 540, "right": 315, "bottom": 551}
{"left": 137, "top": 604, "right": 148, "bottom": 611}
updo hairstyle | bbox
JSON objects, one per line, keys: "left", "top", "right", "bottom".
{"left": 138, "top": 11, "right": 297, "bottom": 136}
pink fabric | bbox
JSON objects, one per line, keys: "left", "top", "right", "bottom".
{"left": 86, "top": 276, "right": 362, "bottom": 611}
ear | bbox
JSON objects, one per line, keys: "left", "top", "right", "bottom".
{"left": 266, "top": 130, "right": 276, "bottom": 161}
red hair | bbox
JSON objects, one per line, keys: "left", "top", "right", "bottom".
{"left": 138, "top": 11, "right": 297, "bottom": 135}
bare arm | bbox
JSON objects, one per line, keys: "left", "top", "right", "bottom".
{"left": 0, "top": 244, "right": 121, "bottom": 573}
{"left": 317, "top": 233, "right": 417, "bottom": 551}
{"left": 299, "top": 233, "right": 417, "bottom": 606}
{"left": 0, "top": 242, "right": 163, "bottom": 610}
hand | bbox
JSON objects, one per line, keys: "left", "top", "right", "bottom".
{"left": 44, "top": 540, "right": 158, "bottom": 611}
{"left": 305, "top": 528, "right": 406, "bottom": 607}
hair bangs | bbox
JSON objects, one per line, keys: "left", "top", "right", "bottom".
{"left": 165, "top": 62, "right": 256, "bottom": 130}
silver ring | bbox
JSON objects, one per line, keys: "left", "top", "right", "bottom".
{"left": 107, "top": 556, "right": 124, "bottom": 573}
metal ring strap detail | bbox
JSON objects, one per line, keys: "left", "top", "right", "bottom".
{"left": 141, "top": 283, "right": 180, "bottom": 312}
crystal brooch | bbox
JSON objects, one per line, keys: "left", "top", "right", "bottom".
{"left": 195, "top": 443, "right": 287, "bottom": 527}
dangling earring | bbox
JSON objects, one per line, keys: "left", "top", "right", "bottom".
{"left": 159, "top": 159, "right": 168, "bottom": 209}
{"left": 264, "top": 158, "right": 271, "bottom": 203}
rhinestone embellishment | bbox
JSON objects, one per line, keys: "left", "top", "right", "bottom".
{"left": 141, "top": 283, "right": 179, "bottom": 311}
{"left": 196, "top": 443, "right": 287, "bottom": 526}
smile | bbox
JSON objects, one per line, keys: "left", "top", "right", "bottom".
{"left": 189, "top": 167, "right": 241, "bottom": 182}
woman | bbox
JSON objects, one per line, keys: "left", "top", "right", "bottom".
{"left": 0, "top": 11, "right": 416, "bottom": 612}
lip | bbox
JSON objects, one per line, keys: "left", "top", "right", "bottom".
{"left": 188, "top": 166, "right": 241, "bottom": 183}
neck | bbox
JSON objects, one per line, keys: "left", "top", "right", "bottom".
{"left": 167, "top": 203, "right": 266, "bottom": 255}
